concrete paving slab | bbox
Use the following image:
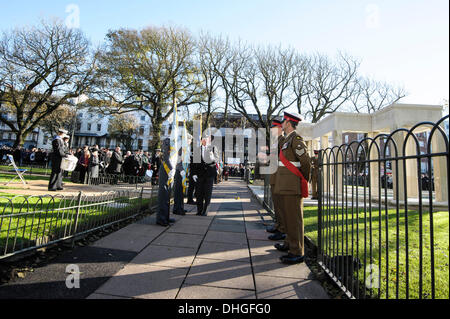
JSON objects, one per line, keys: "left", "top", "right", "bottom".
{"left": 87, "top": 293, "right": 131, "bottom": 299}
{"left": 251, "top": 255, "right": 312, "bottom": 280}
{"left": 197, "top": 242, "right": 250, "bottom": 262}
{"left": 130, "top": 245, "right": 197, "bottom": 269}
{"left": 91, "top": 226, "right": 163, "bottom": 252}
{"left": 174, "top": 217, "right": 213, "bottom": 226}
{"left": 248, "top": 239, "right": 278, "bottom": 251}
{"left": 166, "top": 223, "right": 210, "bottom": 235}
{"left": 209, "top": 223, "right": 246, "bottom": 233}
{"left": 152, "top": 232, "right": 204, "bottom": 249}
{"left": 95, "top": 264, "right": 188, "bottom": 299}
{"left": 204, "top": 231, "right": 247, "bottom": 245}
{"left": 246, "top": 229, "right": 273, "bottom": 241}
{"left": 255, "top": 276, "right": 329, "bottom": 299}
{"left": 184, "top": 258, "right": 254, "bottom": 290}
{"left": 212, "top": 218, "right": 245, "bottom": 224}
{"left": 177, "top": 284, "right": 256, "bottom": 299}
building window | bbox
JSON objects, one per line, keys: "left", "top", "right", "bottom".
{"left": 141, "top": 116, "right": 146, "bottom": 121}
{"left": 139, "top": 126, "right": 145, "bottom": 135}
{"left": 97, "top": 124, "right": 102, "bottom": 131}
{"left": 87, "top": 123, "right": 92, "bottom": 131}
{"left": 76, "top": 122, "right": 81, "bottom": 131}
{"left": 138, "top": 139, "right": 143, "bottom": 149}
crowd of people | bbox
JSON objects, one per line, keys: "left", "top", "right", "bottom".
{"left": 69, "top": 145, "right": 160, "bottom": 185}
{"left": 0, "top": 146, "right": 50, "bottom": 166}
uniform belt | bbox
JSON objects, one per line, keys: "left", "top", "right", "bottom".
{"left": 279, "top": 161, "right": 301, "bottom": 168}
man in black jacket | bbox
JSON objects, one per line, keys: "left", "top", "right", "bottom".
{"left": 191, "top": 136, "right": 218, "bottom": 216}
{"left": 48, "top": 129, "right": 70, "bottom": 191}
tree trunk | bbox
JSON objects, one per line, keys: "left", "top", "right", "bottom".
{"left": 151, "top": 121, "right": 163, "bottom": 153}
{"left": 13, "top": 131, "right": 25, "bottom": 149}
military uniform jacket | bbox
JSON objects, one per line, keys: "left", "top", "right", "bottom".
{"left": 273, "top": 131, "right": 311, "bottom": 196}
{"left": 269, "top": 135, "right": 285, "bottom": 186}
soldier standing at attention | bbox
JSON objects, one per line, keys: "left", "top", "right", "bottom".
{"left": 266, "top": 119, "right": 287, "bottom": 241}
{"left": 156, "top": 138, "right": 176, "bottom": 227}
{"left": 311, "top": 150, "right": 320, "bottom": 200}
{"left": 273, "top": 112, "right": 311, "bottom": 264}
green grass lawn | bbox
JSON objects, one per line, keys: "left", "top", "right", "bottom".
{"left": 0, "top": 173, "right": 72, "bottom": 190}
{"left": 0, "top": 164, "right": 51, "bottom": 176}
{"left": 0, "top": 191, "right": 155, "bottom": 257}
{"left": 304, "top": 206, "right": 449, "bottom": 299}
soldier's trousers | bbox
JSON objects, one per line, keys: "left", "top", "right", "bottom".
{"left": 156, "top": 168, "right": 171, "bottom": 224}
{"left": 270, "top": 186, "right": 285, "bottom": 233}
{"left": 279, "top": 195, "right": 304, "bottom": 256}
{"left": 187, "top": 175, "right": 196, "bottom": 202}
{"left": 48, "top": 169, "right": 63, "bottom": 190}
{"left": 196, "top": 176, "right": 214, "bottom": 215}
{"left": 173, "top": 170, "right": 184, "bottom": 214}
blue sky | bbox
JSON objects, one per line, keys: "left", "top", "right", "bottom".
{"left": 1, "top": 0, "right": 449, "bottom": 106}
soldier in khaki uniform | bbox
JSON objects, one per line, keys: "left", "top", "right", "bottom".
{"left": 266, "top": 119, "right": 286, "bottom": 241}
{"left": 273, "top": 112, "right": 311, "bottom": 264}
{"left": 311, "top": 150, "right": 319, "bottom": 200}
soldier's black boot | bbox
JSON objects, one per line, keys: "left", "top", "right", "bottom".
{"left": 280, "top": 254, "right": 305, "bottom": 264}
{"left": 274, "top": 243, "right": 289, "bottom": 252}
{"left": 266, "top": 225, "right": 278, "bottom": 233}
{"left": 268, "top": 231, "right": 286, "bottom": 241}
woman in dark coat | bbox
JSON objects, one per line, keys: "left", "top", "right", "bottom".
{"left": 88, "top": 150, "right": 100, "bottom": 184}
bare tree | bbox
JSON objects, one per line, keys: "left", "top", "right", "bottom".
{"left": 302, "top": 52, "right": 360, "bottom": 123}
{"left": 350, "top": 77, "right": 407, "bottom": 113}
{"left": 223, "top": 43, "right": 296, "bottom": 140}
{"left": 197, "top": 32, "right": 232, "bottom": 129}
{"left": 91, "top": 26, "right": 205, "bottom": 151}
{"left": 0, "top": 20, "right": 95, "bottom": 148}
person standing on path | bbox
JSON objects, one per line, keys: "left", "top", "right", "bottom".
{"left": 48, "top": 129, "right": 70, "bottom": 191}
{"left": 191, "top": 135, "right": 219, "bottom": 216}
{"left": 173, "top": 148, "right": 186, "bottom": 215}
{"left": 266, "top": 119, "right": 287, "bottom": 241}
{"left": 273, "top": 112, "right": 311, "bottom": 264}
{"left": 156, "top": 138, "right": 176, "bottom": 226}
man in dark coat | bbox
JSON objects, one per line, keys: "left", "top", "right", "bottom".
{"left": 191, "top": 136, "right": 218, "bottom": 216}
{"left": 107, "top": 147, "right": 124, "bottom": 185}
{"left": 48, "top": 129, "right": 70, "bottom": 191}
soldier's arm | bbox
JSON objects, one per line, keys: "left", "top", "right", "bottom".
{"left": 292, "top": 137, "right": 311, "bottom": 181}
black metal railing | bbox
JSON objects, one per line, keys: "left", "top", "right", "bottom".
{"left": 317, "top": 115, "right": 449, "bottom": 299}
{"left": 0, "top": 188, "right": 155, "bottom": 260}
{"left": 86, "top": 173, "right": 154, "bottom": 190}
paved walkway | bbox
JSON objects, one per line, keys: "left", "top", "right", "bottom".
{"left": 86, "top": 178, "right": 328, "bottom": 299}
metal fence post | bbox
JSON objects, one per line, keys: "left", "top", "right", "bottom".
{"left": 71, "top": 192, "right": 83, "bottom": 248}
{"left": 317, "top": 150, "right": 323, "bottom": 259}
